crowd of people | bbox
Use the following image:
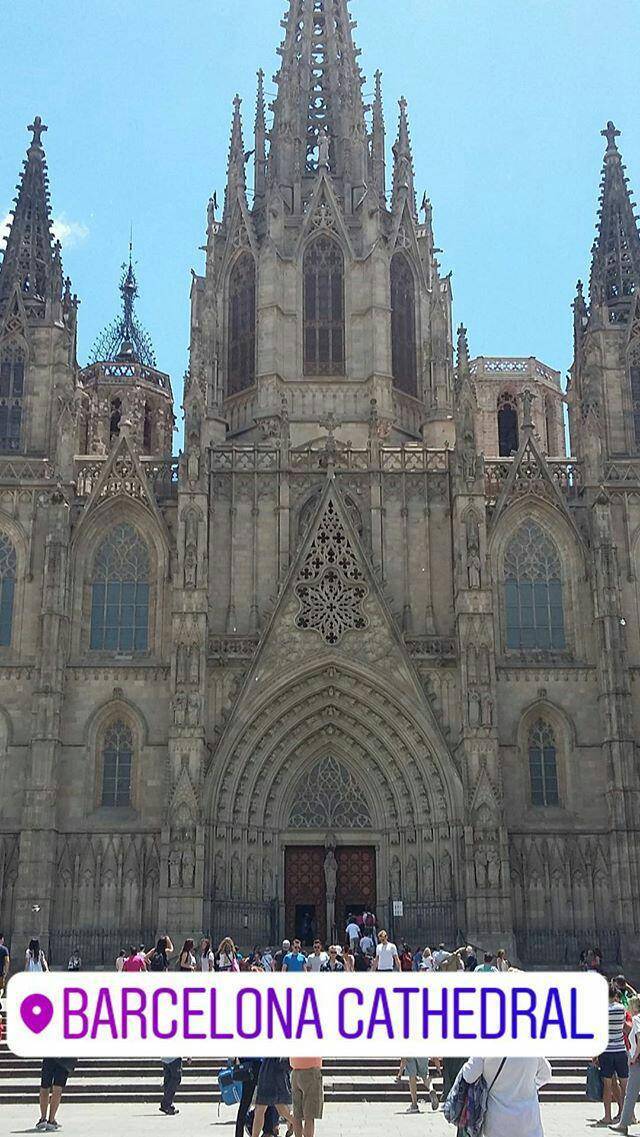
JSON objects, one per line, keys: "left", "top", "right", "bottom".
{"left": 3, "top": 921, "right": 640, "bottom": 1136}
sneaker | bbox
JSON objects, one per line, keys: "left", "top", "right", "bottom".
{"left": 35, "top": 1121, "right": 48, "bottom": 1132}
{"left": 159, "top": 1106, "right": 179, "bottom": 1115}
{"left": 407, "top": 1104, "right": 420, "bottom": 1113}
{"left": 430, "top": 1088, "right": 440, "bottom": 1111}
{"left": 46, "top": 1124, "right": 61, "bottom": 1133}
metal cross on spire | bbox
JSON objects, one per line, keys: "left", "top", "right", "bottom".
{"left": 27, "top": 116, "right": 48, "bottom": 148}
{"left": 601, "top": 121, "right": 621, "bottom": 153}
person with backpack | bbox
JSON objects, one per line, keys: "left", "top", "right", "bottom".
{"left": 36, "top": 1057, "right": 77, "bottom": 1132}
{"left": 458, "top": 1056, "right": 552, "bottom": 1136}
{"left": 147, "top": 935, "right": 174, "bottom": 972}
{"left": 25, "top": 938, "right": 48, "bottom": 972}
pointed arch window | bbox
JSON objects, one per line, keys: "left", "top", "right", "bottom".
{"left": 90, "top": 523, "right": 150, "bottom": 653}
{"left": 498, "top": 392, "right": 519, "bottom": 456}
{"left": 528, "top": 719, "right": 559, "bottom": 806}
{"left": 0, "top": 533, "right": 16, "bottom": 646}
{"left": 504, "top": 522, "right": 566, "bottom": 651}
{"left": 101, "top": 720, "right": 133, "bottom": 808}
{"left": 391, "top": 253, "right": 418, "bottom": 397}
{"left": 303, "top": 236, "right": 345, "bottom": 375}
{"left": 228, "top": 253, "right": 256, "bottom": 396}
{"left": 0, "top": 343, "right": 25, "bottom": 452}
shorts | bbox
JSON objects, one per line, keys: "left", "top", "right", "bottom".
{"left": 41, "top": 1059, "right": 70, "bottom": 1089}
{"left": 600, "top": 1051, "right": 629, "bottom": 1080}
{"left": 292, "top": 1067, "right": 324, "bottom": 1120}
{"left": 404, "top": 1058, "right": 431, "bottom": 1079}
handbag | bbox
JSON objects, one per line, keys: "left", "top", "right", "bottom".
{"left": 586, "top": 1064, "right": 604, "bottom": 1102}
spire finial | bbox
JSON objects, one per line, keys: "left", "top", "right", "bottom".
{"left": 602, "top": 121, "right": 621, "bottom": 154}
{"left": 27, "top": 116, "right": 48, "bottom": 148}
{"left": 456, "top": 323, "right": 470, "bottom": 369}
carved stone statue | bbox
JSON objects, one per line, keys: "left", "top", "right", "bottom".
{"left": 466, "top": 516, "right": 482, "bottom": 589}
{"left": 168, "top": 849, "right": 182, "bottom": 889}
{"left": 188, "top": 646, "right": 200, "bottom": 686}
{"left": 172, "top": 693, "right": 187, "bottom": 727}
{"left": 324, "top": 844, "right": 338, "bottom": 942}
{"left": 187, "top": 693, "right": 201, "bottom": 726}
{"left": 181, "top": 847, "right": 195, "bottom": 889}
{"left": 184, "top": 546, "right": 198, "bottom": 590}
{"left": 318, "top": 127, "right": 330, "bottom": 169}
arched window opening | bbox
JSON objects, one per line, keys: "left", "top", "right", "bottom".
{"left": 90, "top": 523, "right": 150, "bottom": 653}
{"left": 498, "top": 392, "right": 519, "bottom": 456}
{"left": 504, "top": 522, "right": 566, "bottom": 651}
{"left": 303, "top": 236, "right": 345, "bottom": 375}
{"left": 528, "top": 719, "right": 559, "bottom": 806}
{"left": 0, "top": 344, "right": 25, "bottom": 453}
{"left": 101, "top": 720, "right": 133, "bottom": 808}
{"left": 228, "top": 253, "right": 256, "bottom": 396}
{"left": 390, "top": 253, "right": 417, "bottom": 397}
{"left": 630, "top": 357, "right": 640, "bottom": 448}
{"left": 0, "top": 533, "right": 16, "bottom": 647}
{"left": 110, "top": 398, "right": 122, "bottom": 442}
{"left": 143, "top": 403, "right": 153, "bottom": 454}
{"left": 545, "top": 396, "right": 558, "bottom": 455}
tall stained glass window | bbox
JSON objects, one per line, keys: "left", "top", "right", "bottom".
{"left": 504, "top": 522, "right": 566, "bottom": 651}
{"left": 0, "top": 344, "right": 25, "bottom": 452}
{"left": 528, "top": 719, "right": 559, "bottom": 806}
{"left": 0, "top": 533, "right": 16, "bottom": 646}
{"left": 390, "top": 253, "right": 417, "bottom": 397}
{"left": 228, "top": 253, "right": 256, "bottom": 395}
{"left": 304, "top": 237, "right": 345, "bottom": 375}
{"left": 90, "top": 523, "right": 150, "bottom": 652}
{"left": 101, "top": 721, "right": 133, "bottom": 807}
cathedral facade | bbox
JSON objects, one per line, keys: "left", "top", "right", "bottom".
{"left": 0, "top": 0, "right": 639, "bottom": 967}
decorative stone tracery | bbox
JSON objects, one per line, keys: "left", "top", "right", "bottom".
{"left": 294, "top": 498, "right": 368, "bottom": 644}
{"left": 289, "top": 755, "right": 372, "bottom": 829}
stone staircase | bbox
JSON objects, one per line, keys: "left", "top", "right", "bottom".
{"left": 0, "top": 1044, "right": 590, "bottom": 1105}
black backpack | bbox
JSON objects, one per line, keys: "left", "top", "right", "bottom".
{"left": 149, "top": 950, "right": 166, "bottom": 972}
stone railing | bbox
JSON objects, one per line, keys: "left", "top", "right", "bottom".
{"left": 484, "top": 457, "right": 582, "bottom": 503}
{"left": 605, "top": 459, "right": 640, "bottom": 485}
{"left": 0, "top": 456, "right": 56, "bottom": 482}
{"left": 209, "top": 442, "right": 450, "bottom": 474}
{"left": 74, "top": 455, "right": 179, "bottom": 499}
{"left": 209, "top": 635, "right": 260, "bottom": 661}
{"left": 404, "top": 636, "right": 456, "bottom": 660}
{"left": 80, "top": 359, "right": 171, "bottom": 391}
{"left": 471, "top": 356, "right": 561, "bottom": 387}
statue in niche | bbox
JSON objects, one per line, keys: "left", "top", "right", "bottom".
{"left": 468, "top": 690, "right": 481, "bottom": 729}
{"left": 467, "top": 644, "right": 477, "bottom": 684}
{"left": 188, "top": 646, "right": 200, "bottom": 686}
{"left": 168, "top": 849, "right": 182, "bottom": 889}
{"left": 482, "top": 694, "right": 494, "bottom": 728}
{"left": 172, "top": 693, "right": 187, "bottom": 727}
{"left": 214, "top": 850, "right": 225, "bottom": 898}
{"left": 486, "top": 848, "right": 501, "bottom": 889}
{"left": 323, "top": 842, "right": 338, "bottom": 941}
{"left": 391, "top": 857, "right": 401, "bottom": 899}
{"left": 187, "top": 694, "right": 201, "bottom": 727}
{"left": 184, "top": 512, "right": 199, "bottom": 589}
{"left": 176, "top": 645, "right": 187, "bottom": 687}
{"left": 318, "top": 127, "right": 330, "bottom": 169}
{"left": 181, "top": 847, "right": 195, "bottom": 889}
{"left": 466, "top": 516, "right": 482, "bottom": 589}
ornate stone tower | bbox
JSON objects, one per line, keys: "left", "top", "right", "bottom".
{"left": 188, "top": 0, "right": 454, "bottom": 452}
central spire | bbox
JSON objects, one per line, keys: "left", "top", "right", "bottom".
{"left": 269, "top": 0, "right": 368, "bottom": 201}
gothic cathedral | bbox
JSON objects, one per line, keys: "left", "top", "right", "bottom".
{"left": 0, "top": 0, "right": 638, "bottom": 968}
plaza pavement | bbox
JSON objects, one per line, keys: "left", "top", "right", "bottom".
{"left": 0, "top": 1100, "right": 626, "bottom": 1136}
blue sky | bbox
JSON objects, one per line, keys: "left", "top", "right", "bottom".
{"left": 2, "top": 0, "right": 639, "bottom": 423}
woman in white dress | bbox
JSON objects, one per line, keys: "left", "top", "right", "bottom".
{"left": 462, "top": 1055, "right": 552, "bottom": 1137}
{"left": 24, "top": 938, "right": 48, "bottom": 972}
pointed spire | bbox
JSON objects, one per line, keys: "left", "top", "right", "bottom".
{"left": 0, "top": 116, "right": 59, "bottom": 316}
{"left": 370, "top": 69, "right": 386, "bottom": 206}
{"left": 269, "top": 0, "right": 368, "bottom": 200}
{"left": 224, "top": 95, "right": 247, "bottom": 217}
{"left": 89, "top": 242, "right": 156, "bottom": 367}
{"left": 455, "top": 323, "right": 476, "bottom": 403}
{"left": 589, "top": 121, "right": 640, "bottom": 321}
{"left": 456, "top": 323, "right": 470, "bottom": 373}
{"left": 254, "top": 69, "right": 267, "bottom": 202}
{"left": 392, "top": 97, "right": 417, "bottom": 216}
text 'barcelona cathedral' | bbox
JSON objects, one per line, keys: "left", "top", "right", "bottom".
{"left": 1, "top": 0, "right": 640, "bottom": 968}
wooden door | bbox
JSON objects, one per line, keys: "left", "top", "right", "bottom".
{"left": 284, "top": 846, "right": 326, "bottom": 946}
{"left": 336, "top": 846, "right": 376, "bottom": 932}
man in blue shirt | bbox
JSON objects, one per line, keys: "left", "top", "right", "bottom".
{"left": 282, "top": 938, "right": 308, "bottom": 972}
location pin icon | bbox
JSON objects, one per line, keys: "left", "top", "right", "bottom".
{"left": 20, "top": 994, "right": 54, "bottom": 1034}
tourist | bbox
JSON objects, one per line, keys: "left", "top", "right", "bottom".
{"left": 614, "top": 975, "right": 638, "bottom": 1008}
{"left": 115, "top": 949, "right": 126, "bottom": 971}
{"left": 372, "top": 929, "right": 400, "bottom": 972}
{"left": 441, "top": 947, "right": 466, "bottom": 972}
{"left": 345, "top": 915, "right": 361, "bottom": 952}
{"left": 419, "top": 947, "right": 436, "bottom": 972}
{"left": 496, "top": 948, "right": 509, "bottom": 972}
{"left": 199, "top": 938, "right": 215, "bottom": 973}
{"left": 290, "top": 1056, "right": 323, "bottom": 1137}
{"left": 611, "top": 994, "right": 640, "bottom": 1133}
{"left": 177, "top": 938, "right": 196, "bottom": 971}
{"left": 475, "top": 951, "right": 498, "bottom": 972}
{"left": 217, "top": 937, "right": 239, "bottom": 971}
{"left": 306, "top": 939, "right": 329, "bottom": 972}
{"left": 147, "top": 935, "right": 174, "bottom": 972}
{"left": 234, "top": 1057, "right": 262, "bottom": 1137}
{"left": 0, "top": 932, "right": 10, "bottom": 995}
{"left": 464, "top": 945, "right": 478, "bottom": 971}
{"left": 360, "top": 929, "right": 375, "bottom": 958}
{"left": 273, "top": 940, "right": 290, "bottom": 972}
{"left": 461, "top": 1056, "right": 552, "bottom": 1135}
{"left": 399, "top": 943, "right": 414, "bottom": 972}
{"left": 321, "top": 945, "right": 344, "bottom": 973}
{"left": 353, "top": 948, "right": 370, "bottom": 972}
{"left": 341, "top": 943, "right": 355, "bottom": 972}
{"left": 36, "top": 1057, "right": 77, "bottom": 1132}
{"left": 442, "top": 1055, "right": 466, "bottom": 1100}
{"left": 251, "top": 1058, "right": 294, "bottom": 1137}
{"left": 66, "top": 946, "right": 81, "bottom": 971}
{"left": 123, "top": 944, "right": 147, "bottom": 972}
{"left": 401, "top": 1056, "right": 441, "bottom": 1113}
{"left": 412, "top": 946, "right": 424, "bottom": 971}
{"left": 432, "top": 943, "right": 450, "bottom": 968}
{"left": 160, "top": 1056, "right": 184, "bottom": 1115}
{"left": 25, "top": 938, "right": 48, "bottom": 972}
{"left": 261, "top": 948, "right": 274, "bottom": 972}
{"left": 282, "top": 938, "right": 307, "bottom": 972}
{"left": 594, "top": 981, "right": 629, "bottom": 1127}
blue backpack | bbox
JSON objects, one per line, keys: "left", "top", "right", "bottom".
{"left": 218, "top": 1065, "right": 242, "bottom": 1108}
